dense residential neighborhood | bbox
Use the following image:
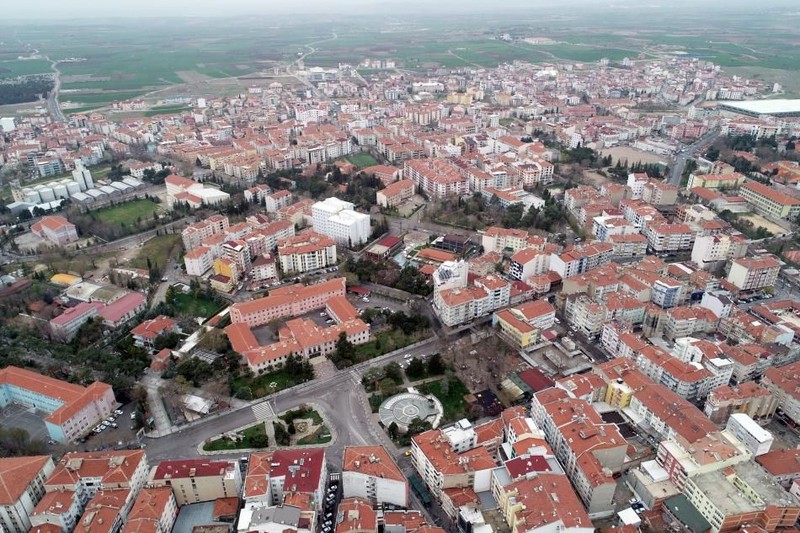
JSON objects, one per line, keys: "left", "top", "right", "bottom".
{"left": 6, "top": 9, "right": 800, "bottom": 533}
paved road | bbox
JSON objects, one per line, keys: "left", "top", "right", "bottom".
{"left": 142, "top": 336, "right": 445, "bottom": 467}
{"left": 668, "top": 129, "right": 721, "bottom": 186}
{"left": 44, "top": 56, "right": 65, "bottom": 122}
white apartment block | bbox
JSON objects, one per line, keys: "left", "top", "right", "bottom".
{"left": 726, "top": 255, "right": 781, "bottom": 292}
{"left": 312, "top": 197, "right": 371, "bottom": 247}
{"left": 278, "top": 231, "right": 338, "bottom": 274}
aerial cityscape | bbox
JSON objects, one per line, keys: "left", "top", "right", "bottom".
{"left": 5, "top": 2, "right": 800, "bottom": 533}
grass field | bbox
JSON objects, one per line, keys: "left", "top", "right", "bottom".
{"left": 94, "top": 199, "right": 158, "bottom": 227}
{"left": 420, "top": 377, "right": 470, "bottom": 423}
{"left": 346, "top": 153, "right": 380, "bottom": 168}
{"left": 144, "top": 105, "right": 191, "bottom": 117}
{"left": 203, "top": 422, "right": 268, "bottom": 451}
{"left": 171, "top": 293, "right": 222, "bottom": 318}
{"left": 235, "top": 368, "right": 312, "bottom": 398}
{"left": 61, "top": 91, "right": 147, "bottom": 104}
{"left": 130, "top": 233, "right": 181, "bottom": 271}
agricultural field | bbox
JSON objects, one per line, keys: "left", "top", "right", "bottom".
{"left": 0, "top": 59, "right": 52, "bottom": 78}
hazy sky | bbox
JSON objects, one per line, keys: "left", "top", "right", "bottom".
{"left": 3, "top": 0, "right": 798, "bottom": 19}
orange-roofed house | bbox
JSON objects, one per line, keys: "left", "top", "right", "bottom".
{"left": 31, "top": 216, "right": 79, "bottom": 246}
{"left": 342, "top": 446, "right": 408, "bottom": 508}
{"left": 131, "top": 316, "right": 178, "bottom": 350}
{"left": 0, "top": 367, "right": 116, "bottom": 443}
{"left": 0, "top": 455, "right": 55, "bottom": 532}
{"left": 122, "top": 487, "right": 178, "bottom": 533}
{"left": 376, "top": 179, "right": 415, "bottom": 208}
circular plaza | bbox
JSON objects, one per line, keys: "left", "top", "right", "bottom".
{"left": 379, "top": 391, "right": 444, "bottom": 432}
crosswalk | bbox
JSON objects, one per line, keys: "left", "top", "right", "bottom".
{"left": 252, "top": 401, "right": 275, "bottom": 420}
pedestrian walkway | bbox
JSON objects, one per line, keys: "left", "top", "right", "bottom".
{"left": 252, "top": 401, "right": 275, "bottom": 420}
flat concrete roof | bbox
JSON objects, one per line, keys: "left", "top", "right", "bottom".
{"left": 720, "top": 99, "right": 800, "bottom": 117}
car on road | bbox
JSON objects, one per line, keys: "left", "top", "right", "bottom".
{"left": 110, "top": 423, "right": 118, "bottom": 429}
{"left": 114, "top": 409, "right": 123, "bottom": 416}
{"left": 404, "top": 354, "right": 412, "bottom": 359}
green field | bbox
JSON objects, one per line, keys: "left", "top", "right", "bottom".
{"left": 61, "top": 91, "right": 147, "bottom": 104}
{"left": 144, "top": 105, "right": 191, "bottom": 117}
{"left": 203, "top": 422, "right": 268, "bottom": 451}
{"left": 0, "top": 59, "right": 52, "bottom": 78}
{"left": 346, "top": 153, "right": 380, "bottom": 168}
{"left": 235, "top": 368, "right": 312, "bottom": 398}
{"left": 171, "top": 293, "right": 222, "bottom": 318}
{"left": 130, "top": 233, "right": 182, "bottom": 271}
{"left": 420, "top": 377, "right": 470, "bottom": 423}
{"left": 94, "top": 199, "right": 158, "bottom": 226}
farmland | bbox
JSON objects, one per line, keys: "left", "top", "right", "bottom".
{"left": 0, "top": 9, "right": 799, "bottom": 103}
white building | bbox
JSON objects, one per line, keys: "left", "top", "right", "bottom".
{"left": 312, "top": 197, "right": 371, "bottom": 248}
{"left": 342, "top": 446, "right": 408, "bottom": 508}
{"left": 72, "top": 161, "right": 94, "bottom": 191}
{"left": 725, "top": 413, "right": 773, "bottom": 457}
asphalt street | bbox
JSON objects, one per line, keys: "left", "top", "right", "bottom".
{"left": 142, "top": 336, "right": 444, "bottom": 467}
{"left": 668, "top": 129, "right": 721, "bottom": 186}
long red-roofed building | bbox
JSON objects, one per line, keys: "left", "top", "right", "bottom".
{"left": 0, "top": 367, "right": 116, "bottom": 443}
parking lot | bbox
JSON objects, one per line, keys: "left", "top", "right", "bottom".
{"left": 0, "top": 403, "right": 50, "bottom": 443}
{"left": 320, "top": 478, "right": 341, "bottom": 533}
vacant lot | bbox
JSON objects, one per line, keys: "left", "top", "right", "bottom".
{"left": 130, "top": 234, "right": 182, "bottom": 271}
{"left": 94, "top": 199, "right": 159, "bottom": 227}
{"left": 171, "top": 293, "right": 222, "bottom": 318}
{"left": 740, "top": 213, "right": 790, "bottom": 236}
{"left": 600, "top": 146, "right": 667, "bottom": 166}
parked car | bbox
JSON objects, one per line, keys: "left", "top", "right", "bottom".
{"left": 114, "top": 409, "right": 123, "bottom": 416}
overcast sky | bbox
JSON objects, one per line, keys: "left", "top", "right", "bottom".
{"left": 2, "top": 0, "right": 797, "bottom": 19}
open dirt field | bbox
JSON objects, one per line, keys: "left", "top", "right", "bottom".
{"left": 740, "top": 213, "right": 791, "bottom": 236}
{"left": 601, "top": 146, "right": 667, "bottom": 166}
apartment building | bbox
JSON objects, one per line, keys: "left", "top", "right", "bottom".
{"left": 376, "top": 179, "right": 415, "bottom": 208}
{"left": 644, "top": 223, "right": 697, "bottom": 254}
{"left": 634, "top": 345, "right": 714, "bottom": 401}
{"left": 31, "top": 216, "right": 79, "bottom": 246}
{"left": 703, "top": 381, "right": 778, "bottom": 425}
{"left": 404, "top": 158, "right": 468, "bottom": 198}
{"left": 681, "top": 462, "right": 799, "bottom": 533}
{"left": 739, "top": 180, "right": 800, "bottom": 220}
{"left": 492, "top": 300, "right": 555, "bottom": 350}
{"left": 148, "top": 459, "right": 242, "bottom": 506}
{"left": 494, "top": 474, "right": 593, "bottom": 533}
{"left": 433, "top": 275, "right": 510, "bottom": 327}
{"left": 342, "top": 446, "right": 408, "bottom": 508}
{"left": 762, "top": 361, "right": 800, "bottom": 426}
{"left": 481, "top": 227, "right": 544, "bottom": 254}
{"left": 757, "top": 448, "right": 800, "bottom": 489}
{"left": 0, "top": 367, "right": 115, "bottom": 443}
{"left": 34, "top": 450, "right": 148, "bottom": 533}
{"left": 122, "top": 487, "right": 178, "bottom": 533}
{"left": 530, "top": 388, "right": 626, "bottom": 516}
{"left": 312, "top": 197, "right": 371, "bottom": 247}
{"left": 0, "top": 456, "right": 55, "bottom": 533}
{"left": 181, "top": 215, "right": 229, "bottom": 251}
{"left": 641, "top": 180, "right": 679, "bottom": 206}
{"left": 411, "top": 428, "right": 495, "bottom": 506}
{"left": 335, "top": 498, "right": 377, "bottom": 533}
{"left": 74, "top": 489, "right": 132, "bottom": 533}
{"left": 184, "top": 246, "right": 215, "bottom": 276}
{"left": 243, "top": 449, "right": 326, "bottom": 509}
{"left": 691, "top": 234, "right": 748, "bottom": 269}
{"left": 726, "top": 413, "right": 773, "bottom": 457}
{"left": 726, "top": 255, "right": 781, "bottom": 293}
{"left": 278, "top": 230, "right": 337, "bottom": 274}
{"left": 264, "top": 190, "right": 294, "bottom": 212}
{"left": 549, "top": 243, "right": 613, "bottom": 279}
{"left": 508, "top": 248, "right": 549, "bottom": 281}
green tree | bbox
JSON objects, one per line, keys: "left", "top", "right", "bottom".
{"left": 427, "top": 353, "right": 445, "bottom": 376}
{"left": 405, "top": 357, "right": 426, "bottom": 380}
